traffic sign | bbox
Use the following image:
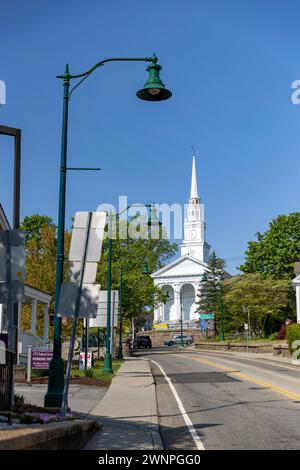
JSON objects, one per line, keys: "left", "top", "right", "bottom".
{"left": 89, "top": 290, "right": 119, "bottom": 327}
{"left": 200, "top": 313, "right": 214, "bottom": 320}
{"left": 57, "top": 283, "right": 101, "bottom": 319}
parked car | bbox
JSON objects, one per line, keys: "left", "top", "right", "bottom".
{"left": 133, "top": 335, "right": 152, "bottom": 349}
{"left": 164, "top": 335, "right": 194, "bottom": 347}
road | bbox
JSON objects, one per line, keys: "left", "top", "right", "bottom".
{"left": 136, "top": 348, "right": 300, "bottom": 450}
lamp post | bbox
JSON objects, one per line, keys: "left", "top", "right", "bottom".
{"left": 180, "top": 290, "right": 184, "bottom": 348}
{"left": 45, "top": 55, "right": 172, "bottom": 407}
{"left": 220, "top": 283, "right": 225, "bottom": 341}
{"left": 116, "top": 258, "right": 150, "bottom": 360}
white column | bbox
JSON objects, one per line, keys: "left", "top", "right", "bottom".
{"left": 17, "top": 302, "right": 22, "bottom": 332}
{"left": 0, "top": 304, "right": 3, "bottom": 333}
{"left": 31, "top": 299, "right": 37, "bottom": 336}
{"left": 44, "top": 304, "right": 49, "bottom": 342}
{"left": 173, "top": 284, "right": 181, "bottom": 323}
{"left": 296, "top": 284, "right": 300, "bottom": 324}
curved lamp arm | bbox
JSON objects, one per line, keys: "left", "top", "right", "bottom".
{"left": 57, "top": 55, "right": 158, "bottom": 98}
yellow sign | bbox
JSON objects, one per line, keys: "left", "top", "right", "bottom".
{"left": 153, "top": 323, "right": 168, "bottom": 330}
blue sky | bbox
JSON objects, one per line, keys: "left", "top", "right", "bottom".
{"left": 1, "top": 0, "right": 300, "bottom": 274}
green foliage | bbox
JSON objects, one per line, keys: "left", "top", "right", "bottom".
{"left": 14, "top": 393, "right": 25, "bottom": 407}
{"left": 196, "top": 251, "right": 226, "bottom": 334}
{"left": 31, "top": 369, "right": 49, "bottom": 378}
{"left": 21, "top": 214, "right": 56, "bottom": 243}
{"left": 268, "top": 332, "right": 279, "bottom": 341}
{"left": 84, "top": 368, "right": 94, "bottom": 378}
{"left": 96, "top": 218, "right": 177, "bottom": 327}
{"left": 223, "top": 273, "right": 295, "bottom": 337}
{"left": 21, "top": 214, "right": 73, "bottom": 339}
{"left": 286, "top": 323, "right": 300, "bottom": 355}
{"left": 240, "top": 213, "right": 300, "bottom": 279}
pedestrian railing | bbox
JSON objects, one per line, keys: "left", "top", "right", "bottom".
{"left": 0, "top": 349, "right": 14, "bottom": 423}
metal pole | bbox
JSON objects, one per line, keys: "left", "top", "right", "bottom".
{"left": 85, "top": 318, "right": 89, "bottom": 370}
{"left": 180, "top": 290, "right": 184, "bottom": 348}
{"left": 220, "top": 286, "right": 225, "bottom": 341}
{"left": 117, "top": 269, "right": 124, "bottom": 359}
{"left": 45, "top": 65, "right": 70, "bottom": 407}
{"left": 103, "top": 212, "right": 113, "bottom": 373}
{"left": 27, "top": 345, "right": 32, "bottom": 384}
{"left": 60, "top": 212, "right": 92, "bottom": 414}
{"left": 97, "top": 328, "right": 100, "bottom": 360}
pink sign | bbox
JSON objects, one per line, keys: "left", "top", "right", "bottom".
{"left": 32, "top": 349, "right": 53, "bottom": 369}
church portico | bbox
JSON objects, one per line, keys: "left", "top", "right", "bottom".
{"left": 154, "top": 274, "right": 203, "bottom": 326}
{"left": 152, "top": 152, "right": 210, "bottom": 328}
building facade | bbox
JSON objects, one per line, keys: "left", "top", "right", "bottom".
{"left": 152, "top": 155, "right": 210, "bottom": 328}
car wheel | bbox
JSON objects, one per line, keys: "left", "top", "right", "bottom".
{"left": 186, "top": 340, "right": 191, "bottom": 345}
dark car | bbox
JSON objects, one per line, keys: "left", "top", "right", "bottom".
{"left": 133, "top": 335, "right": 152, "bottom": 349}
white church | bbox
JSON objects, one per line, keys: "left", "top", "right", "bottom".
{"left": 152, "top": 155, "right": 210, "bottom": 328}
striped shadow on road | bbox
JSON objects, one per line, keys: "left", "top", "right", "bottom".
{"left": 186, "top": 354, "right": 300, "bottom": 402}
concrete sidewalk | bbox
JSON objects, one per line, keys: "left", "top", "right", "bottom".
{"left": 84, "top": 358, "right": 162, "bottom": 450}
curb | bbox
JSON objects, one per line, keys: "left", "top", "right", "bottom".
{"left": 0, "top": 418, "right": 100, "bottom": 450}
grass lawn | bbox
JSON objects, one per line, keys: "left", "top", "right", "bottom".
{"left": 70, "top": 358, "right": 124, "bottom": 382}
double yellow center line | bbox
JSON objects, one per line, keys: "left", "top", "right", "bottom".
{"left": 184, "top": 354, "right": 300, "bottom": 402}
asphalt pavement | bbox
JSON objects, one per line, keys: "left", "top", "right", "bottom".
{"left": 137, "top": 348, "right": 300, "bottom": 450}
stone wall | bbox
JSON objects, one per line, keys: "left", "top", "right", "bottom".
{"left": 194, "top": 341, "right": 290, "bottom": 356}
{"left": 141, "top": 329, "right": 204, "bottom": 347}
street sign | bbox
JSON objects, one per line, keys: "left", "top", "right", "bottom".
{"left": 244, "top": 323, "right": 249, "bottom": 331}
{"left": 69, "top": 212, "right": 106, "bottom": 264}
{"left": 79, "top": 351, "right": 92, "bottom": 370}
{"left": 89, "top": 290, "right": 119, "bottom": 327}
{"left": 32, "top": 349, "right": 53, "bottom": 369}
{"left": 153, "top": 323, "right": 168, "bottom": 330}
{"left": 57, "top": 283, "right": 101, "bottom": 318}
{"left": 200, "top": 319, "right": 207, "bottom": 332}
{"left": 200, "top": 313, "right": 214, "bottom": 320}
{"left": 0, "top": 230, "right": 25, "bottom": 303}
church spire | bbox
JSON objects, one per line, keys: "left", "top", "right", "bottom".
{"left": 190, "top": 150, "right": 199, "bottom": 199}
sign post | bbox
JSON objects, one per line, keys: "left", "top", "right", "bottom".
{"left": 59, "top": 211, "right": 106, "bottom": 415}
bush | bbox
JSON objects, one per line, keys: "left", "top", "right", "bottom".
{"left": 31, "top": 369, "right": 49, "bottom": 378}
{"left": 286, "top": 324, "right": 300, "bottom": 355}
{"left": 84, "top": 368, "right": 94, "bottom": 378}
{"left": 268, "top": 332, "right": 279, "bottom": 341}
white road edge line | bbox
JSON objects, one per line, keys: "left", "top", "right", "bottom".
{"left": 151, "top": 359, "right": 205, "bottom": 451}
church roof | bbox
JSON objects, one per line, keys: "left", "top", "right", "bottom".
{"left": 151, "top": 254, "right": 208, "bottom": 279}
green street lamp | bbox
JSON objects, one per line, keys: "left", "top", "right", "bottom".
{"left": 116, "top": 257, "right": 150, "bottom": 360}
{"left": 137, "top": 54, "right": 172, "bottom": 101}
{"left": 45, "top": 56, "right": 172, "bottom": 407}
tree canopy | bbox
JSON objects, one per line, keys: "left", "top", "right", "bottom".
{"left": 223, "top": 273, "right": 295, "bottom": 337}
{"left": 240, "top": 213, "right": 300, "bottom": 279}
{"left": 196, "top": 251, "right": 226, "bottom": 334}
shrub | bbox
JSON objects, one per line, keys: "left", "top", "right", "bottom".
{"left": 286, "top": 324, "right": 300, "bottom": 355}
{"left": 269, "top": 332, "right": 279, "bottom": 341}
{"left": 31, "top": 369, "right": 49, "bottom": 378}
{"left": 84, "top": 368, "right": 94, "bottom": 378}
{"left": 14, "top": 394, "right": 25, "bottom": 407}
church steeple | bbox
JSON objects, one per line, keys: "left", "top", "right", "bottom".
{"left": 190, "top": 153, "right": 199, "bottom": 199}
{"left": 180, "top": 150, "right": 210, "bottom": 263}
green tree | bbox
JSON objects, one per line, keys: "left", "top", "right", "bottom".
{"left": 21, "top": 214, "right": 56, "bottom": 243}
{"left": 240, "top": 213, "right": 300, "bottom": 279}
{"left": 223, "top": 273, "right": 295, "bottom": 337}
{"left": 196, "top": 251, "right": 226, "bottom": 335}
{"left": 21, "top": 215, "right": 71, "bottom": 338}
{"left": 96, "top": 218, "right": 178, "bottom": 329}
